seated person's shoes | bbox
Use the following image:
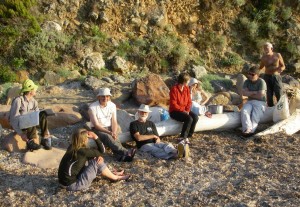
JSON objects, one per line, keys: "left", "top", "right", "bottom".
{"left": 27, "top": 140, "right": 41, "bottom": 151}
{"left": 41, "top": 138, "right": 52, "bottom": 150}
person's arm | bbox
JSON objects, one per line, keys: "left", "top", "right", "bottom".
{"left": 185, "top": 86, "right": 192, "bottom": 112}
{"left": 277, "top": 53, "right": 285, "bottom": 73}
{"left": 111, "top": 108, "right": 118, "bottom": 139}
{"left": 199, "top": 89, "right": 209, "bottom": 105}
{"left": 243, "top": 89, "right": 265, "bottom": 100}
{"left": 88, "top": 108, "right": 112, "bottom": 135}
{"left": 259, "top": 57, "right": 265, "bottom": 70}
{"left": 9, "top": 98, "right": 24, "bottom": 136}
{"left": 87, "top": 131, "right": 105, "bottom": 153}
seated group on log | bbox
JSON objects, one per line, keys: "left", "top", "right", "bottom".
{"left": 7, "top": 41, "right": 285, "bottom": 191}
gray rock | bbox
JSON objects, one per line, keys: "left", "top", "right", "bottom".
{"left": 42, "top": 21, "right": 62, "bottom": 32}
{"left": 112, "top": 56, "right": 128, "bottom": 73}
{"left": 84, "top": 76, "right": 107, "bottom": 90}
{"left": 83, "top": 52, "right": 105, "bottom": 71}
{"left": 44, "top": 71, "right": 64, "bottom": 85}
{"left": 191, "top": 65, "right": 207, "bottom": 79}
{"left": 101, "top": 77, "right": 114, "bottom": 83}
{"left": 99, "top": 11, "right": 109, "bottom": 23}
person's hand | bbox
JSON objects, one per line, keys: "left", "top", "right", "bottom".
{"left": 87, "top": 131, "right": 98, "bottom": 140}
{"left": 277, "top": 67, "right": 283, "bottom": 73}
{"left": 95, "top": 156, "right": 104, "bottom": 164}
{"left": 20, "top": 133, "right": 28, "bottom": 142}
{"left": 111, "top": 132, "right": 117, "bottom": 140}
{"left": 184, "top": 111, "right": 189, "bottom": 114}
{"left": 205, "top": 111, "right": 212, "bottom": 118}
{"left": 154, "top": 135, "right": 160, "bottom": 143}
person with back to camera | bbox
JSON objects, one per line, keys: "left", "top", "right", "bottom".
{"left": 8, "top": 79, "right": 52, "bottom": 151}
{"left": 88, "top": 87, "right": 136, "bottom": 162}
{"left": 259, "top": 42, "right": 285, "bottom": 106}
{"left": 188, "top": 77, "right": 212, "bottom": 118}
{"left": 130, "top": 104, "right": 190, "bottom": 159}
{"left": 169, "top": 72, "right": 199, "bottom": 145}
{"left": 241, "top": 66, "right": 267, "bottom": 136}
{"left": 58, "top": 128, "right": 130, "bottom": 191}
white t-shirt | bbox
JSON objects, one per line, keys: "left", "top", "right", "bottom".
{"left": 89, "top": 101, "right": 116, "bottom": 128}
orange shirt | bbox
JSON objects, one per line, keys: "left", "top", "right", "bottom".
{"left": 169, "top": 84, "right": 192, "bottom": 113}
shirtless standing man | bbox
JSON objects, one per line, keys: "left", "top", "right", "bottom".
{"left": 259, "top": 42, "right": 285, "bottom": 106}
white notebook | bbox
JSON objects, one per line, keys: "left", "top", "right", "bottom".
{"left": 18, "top": 111, "right": 40, "bottom": 129}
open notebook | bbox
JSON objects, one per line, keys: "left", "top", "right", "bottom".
{"left": 18, "top": 109, "right": 55, "bottom": 129}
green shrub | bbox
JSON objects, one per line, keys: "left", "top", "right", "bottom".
{"left": 200, "top": 74, "right": 233, "bottom": 93}
{"left": 234, "top": 0, "right": 246, "bottom": 7}
{"left": 57, "top": 68, "right": 72, "bottom": 79}
{"left": 281, "top": 7, "right": 292, "bottom": 20}
{"left": 219, "top": 52, "right": 244, "bottom": 67}
{"left": 23, "top": 30, "right": 71, "bottom": 67}
{"left": 12, "top": 57, "right": 26, "bottom": 69}
{"left": 116, "top": 40, "right": 131, "bottom": 58}
{"left": 0, "top": 66, "right": 17, "bottom": 83}
{"left": 239, "top": 17, "right": 258, "bottom": 39}
{"left": 266, "top": 21, "right": 278, "bottom": 35}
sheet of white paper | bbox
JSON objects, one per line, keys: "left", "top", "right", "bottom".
{"left": 19, "top": 111, "right": 40, "bottom": 129}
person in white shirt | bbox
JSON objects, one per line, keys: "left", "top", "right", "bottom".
{"left": 88, "top": 88, "right": 136, "bottom": 162}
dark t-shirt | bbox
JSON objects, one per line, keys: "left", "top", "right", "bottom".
{"left": 130, "top": 120, "right": 159, "bottom": 149}
{"left": 58, "top": 138, "right": 104, "bottom": 186}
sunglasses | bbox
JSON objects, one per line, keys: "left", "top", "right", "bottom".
{"left": 248, "top": 73, "right": 256, "bottom": 76}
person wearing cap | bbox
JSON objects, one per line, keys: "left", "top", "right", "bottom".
{"left": 188, "top": 78, "right": 212, "bottom": 118}
{"left": 241, "top": 66, "right": 267, "bottom": 136}
{"left": 130, "top": 104, "right": 189, "bottom": 159}
{"left": 88, "top": 88, "right": 136, "bottom": 162}
{"left": 169, "top": 72, "right": 199, "bottom": 144}
{"left": 259, "top": 42, "right": 285, "bottom": 107}
{"left": 8, "top": 79, "right": 52, "bottom": 151}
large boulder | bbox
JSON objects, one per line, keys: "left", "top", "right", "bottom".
{"left": 236, "top": 73, "right": 247, "bottom": 97}
{"left": 117, "top": 110, "right": 135, "bottom": 132}
{"left": 44, "top": 104, "right": 82, "bottom": 129}
{"left": 0, "top": 105, "right": 12, "bottom": 129}
{"left": 23, "top": 147, "right": 66, "bottom": 169}
{"left": 2, "top": 132, "right": 39, "bottom": 153}
{"left": 132, "top": 74, "right": 170, "bottom": 106}
{"left": 5, "top": 84, "right": 22, "bottom": 105}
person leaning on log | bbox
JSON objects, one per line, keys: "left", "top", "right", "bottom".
{"left": 8, "top": 79, "right": 52, "bottom": 151}
{"left": 169, "top": 72, "right": 199, "bottom": 144}
{"left": 188, "top": 78, "right": 212, "bottom": 118}
{"left": 259, "top": 42, "right": 285, "bottom": 107}
{"left": 58, "top": 128, "right": 130, "bottom": 191}
{"left": 241, "top": 66, "right": 267, "bottom": 136}
{"left": 88, "top": 87, "right": 136, "bottom": 162}
{"left": 130, "top": 104, "right": 190, "bottom": 159}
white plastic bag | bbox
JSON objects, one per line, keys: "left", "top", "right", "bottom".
{"left": 273, "top": 94, "right": 290, "bottom": 123}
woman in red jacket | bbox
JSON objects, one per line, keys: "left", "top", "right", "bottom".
{"left": 169, "top": 73, "right": 199, "bottom": 144}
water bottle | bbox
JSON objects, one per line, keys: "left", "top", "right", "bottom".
{"left": 160, "top": 109, "right": 170, "bottom": 121}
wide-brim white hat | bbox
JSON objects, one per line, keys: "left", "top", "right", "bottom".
{"left": 188, "top": 78, "right": 199, "bottom": 86}
{"left": 138, "top": 104, "right": 152, "bottom": 113}
{"left": 97, "top": 88, "right": 112, "bottom": 96}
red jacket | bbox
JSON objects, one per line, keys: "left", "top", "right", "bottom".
{"left": 169, "top": 84, "right": 192, "bottom": 113}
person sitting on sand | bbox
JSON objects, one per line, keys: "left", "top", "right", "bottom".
{"left": 58, "top": 128, "right": 130, "bottom": 191}
{"left": 241, "top": 66, "right": 267, "bottom": 136}
{"left": 88, "top": 88, "right": 136, "bottom": 162}
{"left": 188, "top": 78, "right": 212, "bottom": 118}
{"left": 169, "top": 73, "right": 199, "bottom": 144}
{"left": 130, "top": 104, "right": 189, "bottom": 159}
{"left": 8, "top": 79, "right": 52, "bottom": 151}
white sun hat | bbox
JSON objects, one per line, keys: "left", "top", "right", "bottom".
{"left": 138, "top": 104, "right": 152, "bottom": 113}
{"left": 188, "top": 78, "right": 199, "bottom": 87}
{"left": 97, "top": 88, "right": 112, "bottom": 96}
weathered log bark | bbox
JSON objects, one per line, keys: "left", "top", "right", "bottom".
{"left": 253, "top": 109, "right": 300, "bottom": 137}
{"left": 89, "top": 107, "right": 274, "bottom": 145}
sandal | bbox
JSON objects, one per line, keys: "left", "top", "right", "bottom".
{"left": 111, "top": 174, "right": 131, "bottom": 182}
{"left": 128, "top": 148, "right": 137, "bottom": 158}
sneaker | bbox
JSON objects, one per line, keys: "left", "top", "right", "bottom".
{"left": 27, "top": 140, "right": 41, "bottom": 151}
{"left": 41, "top": 138, "right": 52, "bottom": 150}
{"left": 184, "top": 144, "right": 190, "bottom": 158}
{"left": 177, "top": 142, "right": 184, "bottom": 158}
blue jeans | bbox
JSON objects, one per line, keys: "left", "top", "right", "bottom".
{"left": 140, "top": 142, "right": 177, "bottom": 160}
{"left": 67, "top": 159, "right": 107, "bottom": 191}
